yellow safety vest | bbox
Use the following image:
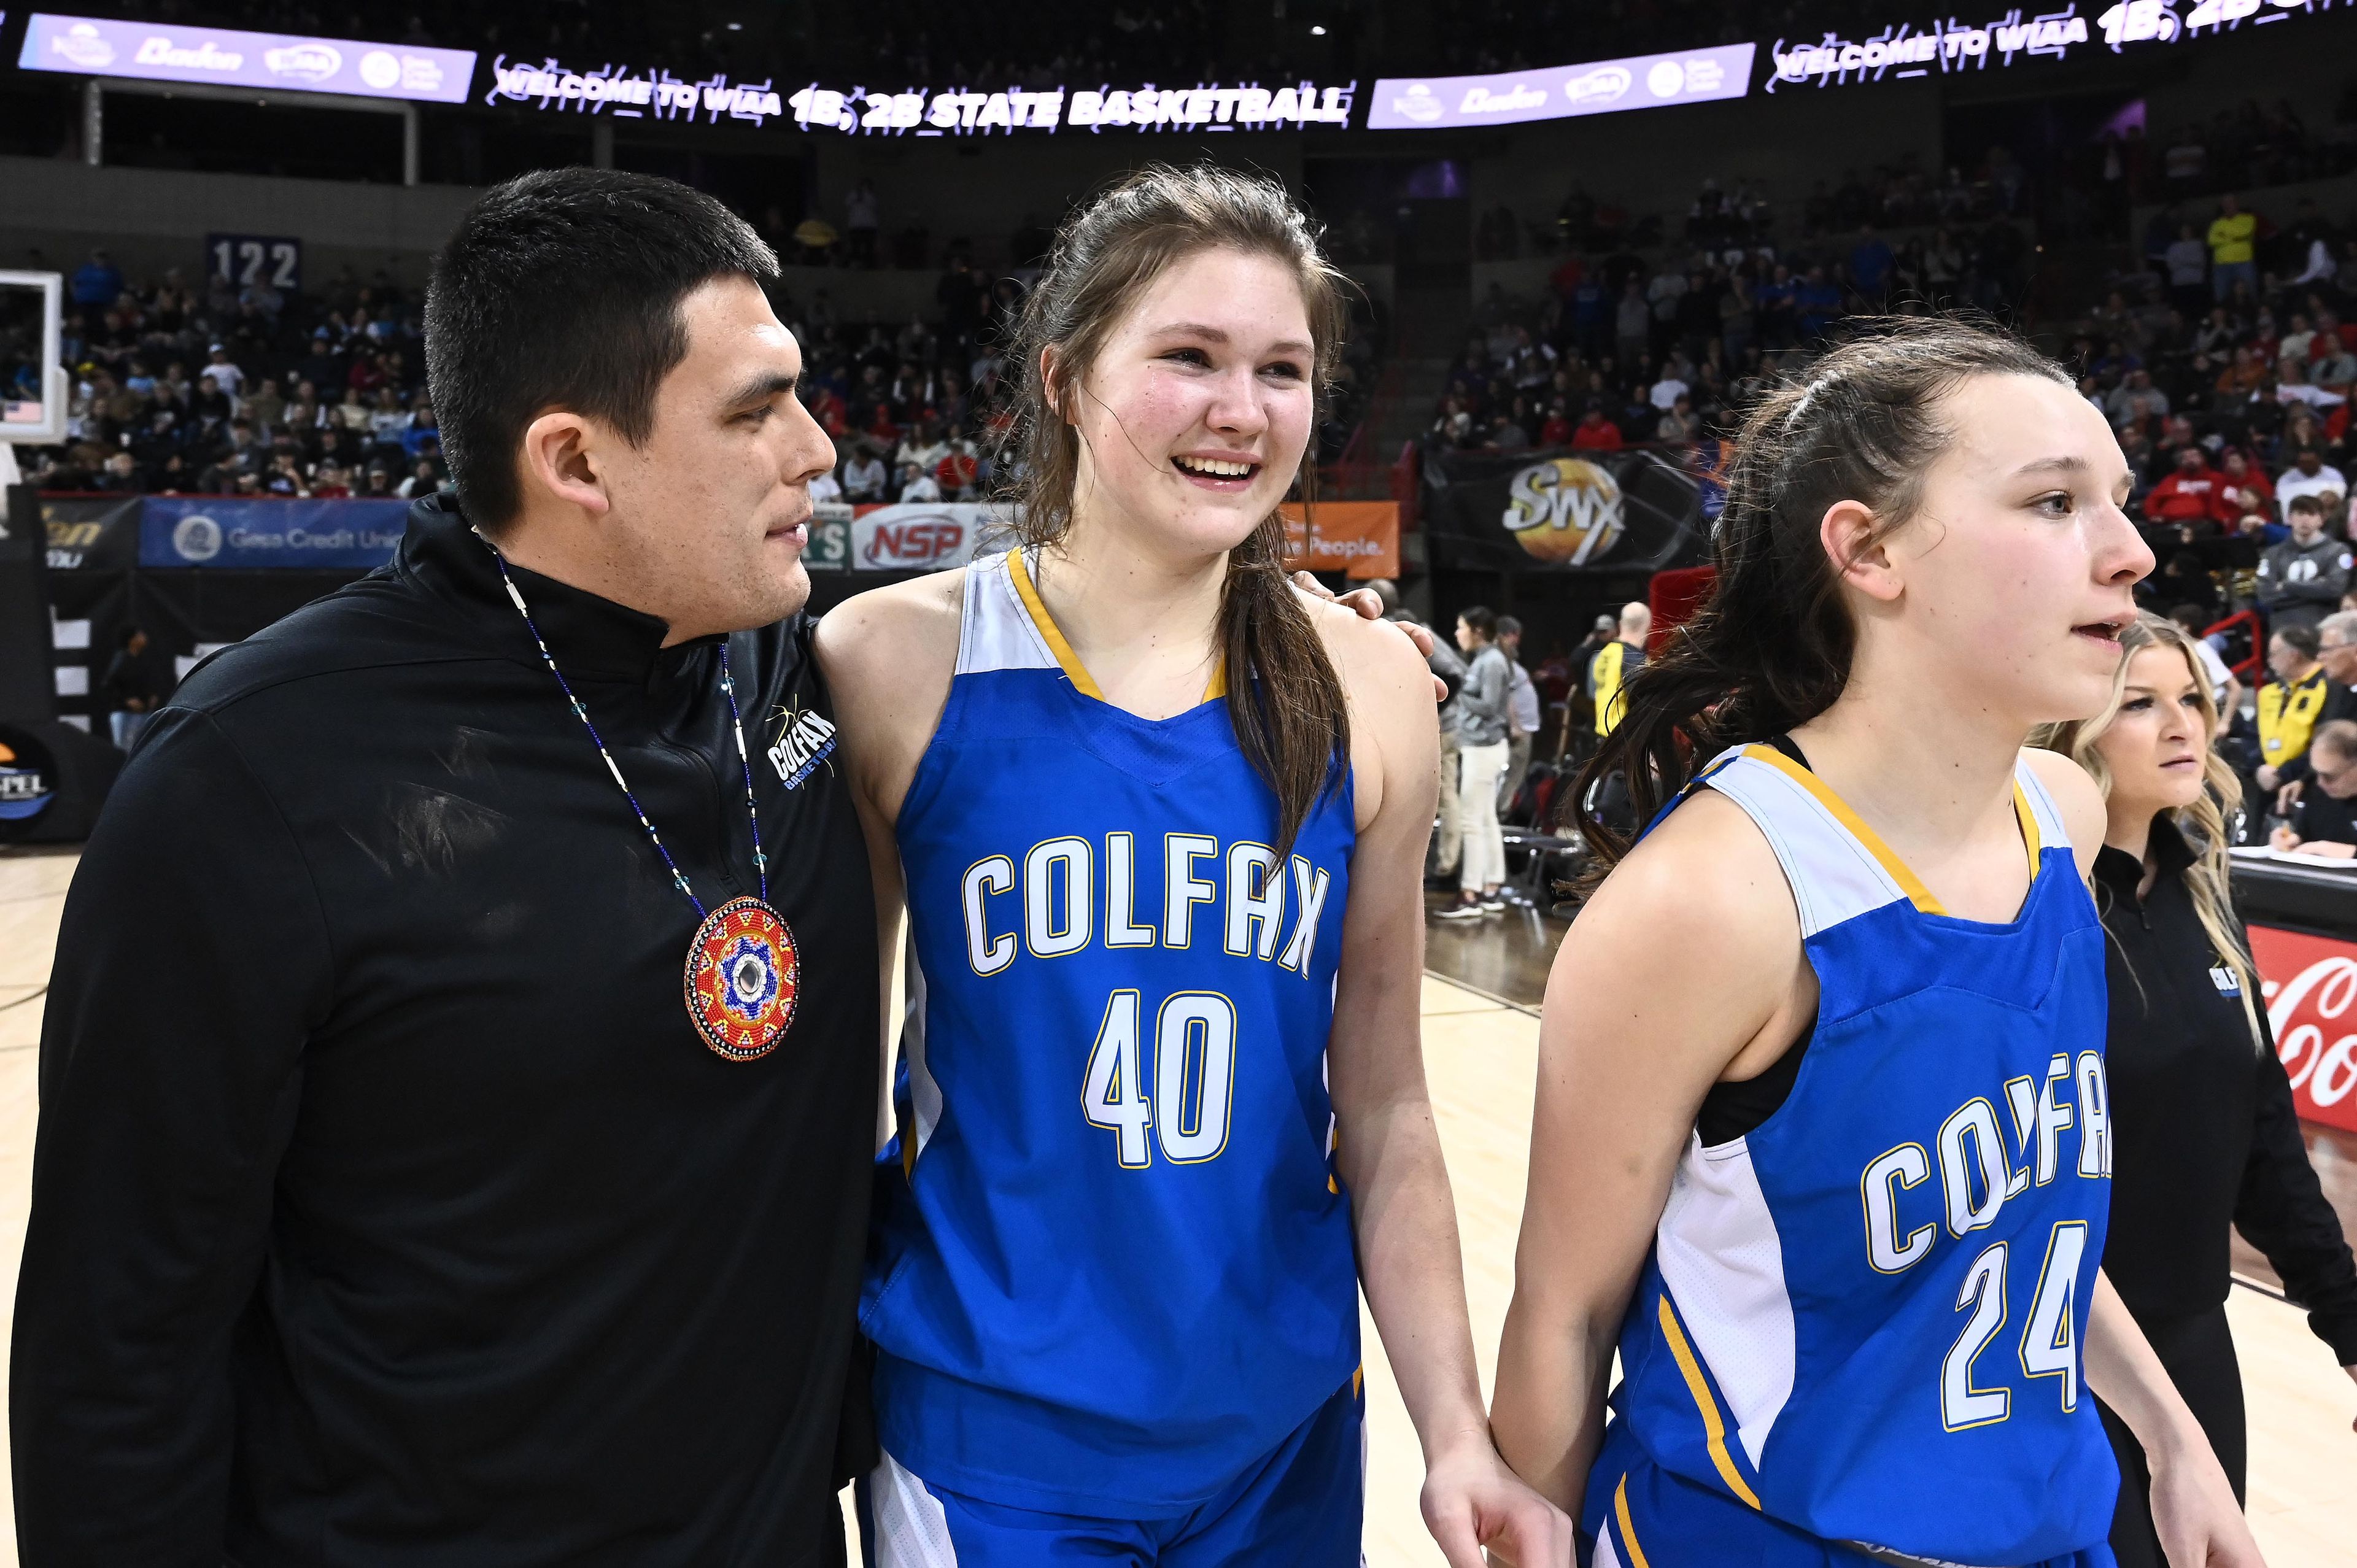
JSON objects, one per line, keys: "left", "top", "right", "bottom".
{"left": 2259, "top": 669, "right": 2331, "bottom": 764}
{"left": 1591, "top": 639, "right": 1635, "bottom": 737}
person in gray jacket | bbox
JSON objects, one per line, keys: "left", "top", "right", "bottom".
{"left": 1438, "top": 605, "right": 1514, "bottom": 920}
{"left": 2258, "top": 494, "right": 2353, "bottom": 632}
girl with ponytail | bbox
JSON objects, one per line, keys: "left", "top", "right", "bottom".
{"left": 819, "top": 165, "right": 1565, "bottom": 1567}
{"left": 1491, "top": 319, "right": 2265, "bottom": 1568}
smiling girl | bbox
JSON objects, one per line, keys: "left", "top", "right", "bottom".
{"left": 1490, "top": 321, "right": 2263, "bottom": 1568}
{"left": 817, "top": 166, "right": 1564, "bottom": 1567}
{"left": 2035, "top": 613, "right": 2357, "bottom": 1568}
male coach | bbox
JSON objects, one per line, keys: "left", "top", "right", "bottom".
{"left": 14, "top": 171, "right": 881, "bottom": 1564}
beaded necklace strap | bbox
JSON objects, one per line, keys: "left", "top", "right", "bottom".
{"left": 487, "top": 543, "right": 769, "bottom": 917}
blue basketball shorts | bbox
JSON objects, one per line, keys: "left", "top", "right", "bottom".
{"left": 856, "top": 1375, "right": 1364, "bottom": 1567}
{"left": 1584, "top": 1425, "right": 2118, "bottom": 1568}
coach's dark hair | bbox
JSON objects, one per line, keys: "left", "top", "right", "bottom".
{"left": 1460, "top": 605, "right": 1498, "bottom": 640}
{"left": 1568, "top": 317, "right": 2072, "bottom": 873}
{"left": 425, "top": 168, "right": 779, "bottom": 532}
{"left": 1001, "top": 163, "right": 1352, "bottom": 858}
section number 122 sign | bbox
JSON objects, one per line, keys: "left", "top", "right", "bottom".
{"left": 205, "top": 233, "right": 303, "bottom": 295}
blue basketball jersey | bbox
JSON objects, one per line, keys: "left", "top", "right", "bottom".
{"left": 1588, "top": 744, "right": 2118, "bottom": 1567}
{"left": 862, "top": 548, "right": 1361, "bottom": 1517}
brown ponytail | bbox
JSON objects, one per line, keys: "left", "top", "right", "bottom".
{"left": 1567, "top": 317, "right": 2075, "bottom": 871}
{"left": 997, "top": 163, "right": 1353, "bottom": 857}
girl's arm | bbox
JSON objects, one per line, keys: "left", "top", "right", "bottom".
{"left": 813, "top": 572, "right": 966, "bottom": 1145}
{"left": 2083, "top": 1273, "right": 2266, "bottom": 1567}
{"left": 1319, "top": 611, "right": 1571, "bottom": 1568}
{"left": 1490, "top": 792, "right": 1813, "bottom": 1517}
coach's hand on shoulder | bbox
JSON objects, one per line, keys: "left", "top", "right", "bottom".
{"left": 1420, "top": 1431, "right": 1574, "bottom": 1568}
{"left": 1288, "top": 570, "right": 1446, "bottom": 702}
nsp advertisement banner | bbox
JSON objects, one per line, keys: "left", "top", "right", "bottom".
{"left": 1368, "top": 44, "right": 1754, "bottom": 129}
{"left": 20, "top": 13, "right": 474, "bottom": 102}
{"left": 1423, "top": 449, "right": 1708, "bottom": 574}
{"left": 847, "top": 501, "right": 1017, "bottom": 572}
{"left": 41, "top": 496, "right": 139, "bottom": 572}
{"left": 141, "top": 496, "right": 408, "bottom": 569}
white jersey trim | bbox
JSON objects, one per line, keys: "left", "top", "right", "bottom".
{"left": 1656, "top": 1132, "right": 1798, "bottom": 1470}
{"left": 953, "top": 550, "right": 1058, "bottom": 678}
{"left": 865, "top": 1449, "right": 961, "bottom": 1567}
{"left": 1696, "top": 747, "right": 1914, "bottom": 938}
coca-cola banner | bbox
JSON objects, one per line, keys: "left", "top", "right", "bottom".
{"left": 1422, "top": 448, "right": 1710, "bottom": 574}
{"left": 2250, "top": 923, "right": 2357, "bottom": 1136}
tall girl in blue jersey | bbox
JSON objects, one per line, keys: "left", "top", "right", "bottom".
{"left": 1490, "top": 321, "right": 2266, "bottom": 1568}
{"left": 818, "top": 166, "right": 1568, "bottom": 1567}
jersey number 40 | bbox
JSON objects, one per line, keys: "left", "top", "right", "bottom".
{"left": 1082, "top": 991, "right": 1237, "bottom": 1167}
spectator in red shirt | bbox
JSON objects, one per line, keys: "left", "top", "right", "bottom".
{"left": 807, "top": 384, "right": 848, "bottom": 438}
{"left": 1570, "top": 402, "right": 1624, "bottom": 452}
{"left": 1538, "top": 399, "right": 1574, "bottom": 447}
{"left": 346, "top": 353, "right": 389, "bottom": 398}
{"left": 2144, "top": 445, "right": 2223, "bottom": 535}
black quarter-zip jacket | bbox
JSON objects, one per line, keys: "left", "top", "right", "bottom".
{"left": 2095, "top": 821, "right": 2357, "bottom": 1364}
{"left": 13, "top": 495, "right": 878, "bottom": 1566}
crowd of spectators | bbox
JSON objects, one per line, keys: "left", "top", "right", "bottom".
{"left": 25, "top": 241, "right": 1387, "bottom": 506}
{"left": 1476, "top": 152, "right": 2035, "bottom": 266}
{"left": 1433, "top": 179, "right": 2034, "bottom": 455}
{"left": 2064, "top": 188, "right": 2357, "bottom": 638}
{"left": 2129, "top": 91, "right": 2357, "bottom": 206}
{"left": 26, "top": 249, "right": 446, "bottom": 499}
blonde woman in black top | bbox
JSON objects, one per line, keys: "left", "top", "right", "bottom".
{"left": 2037, "top": 611, "right": 2357, "bottom": 1568}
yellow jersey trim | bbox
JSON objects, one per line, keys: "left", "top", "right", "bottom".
{"left": 2012, "top": 782, "right": 2040, "bottom": 871}
{"left": 1613, "top": 1474, "right": 1654, "bottom": 1568}
{"left": 1656, "top": 1292, "right": 1765, "bottom": 1510}
{"left": 1004, "top": 550, "right": 1226, "bottom": 707}
{"left": 1740, "top": 745, "right": 1946, "bottom": 916}
{"left": 1740, "top": 745, "right": 2042, "bottom": 916}
{"left": 1004, "top": 549, "right": 1105, "bottom": 700}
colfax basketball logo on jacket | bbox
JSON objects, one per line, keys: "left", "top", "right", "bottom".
{"left": 767, "top": 703, "right": 838, "bottom": 789}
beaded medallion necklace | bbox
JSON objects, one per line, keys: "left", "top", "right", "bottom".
{"left": 489, "top": 543, "right": 799, "bottom": 1061}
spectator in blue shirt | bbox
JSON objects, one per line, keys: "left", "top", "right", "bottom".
{"left": 70, "top": 248, "right": 125, "bottom": 319}
{"left": 400, "top": 401, "right": 441, "bottom": 462}
{"left": 1849, "top": 223, "right": 1895, "bottom": 303}
{"left": 69, "top": 249, "right": 122, "bottom": 306}
{"left": 1795, "top": 266, "right": 1843, "bottom": 339}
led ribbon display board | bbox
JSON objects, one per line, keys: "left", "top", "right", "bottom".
{"left": 1367, "top": 44, "right": 1755, "bottom": 129}
{"left": 1767, "top": 0, "right": 2347, "bottom": 90}
{"left": 484, "top": 58, "right": 1356, "bottom": 135}
{"left": 18, "top": 12, "right": 475, "bottom": 102}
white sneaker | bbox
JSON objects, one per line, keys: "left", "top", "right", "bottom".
{"left": 1434, "top": 902, "right": 1487, "bottom": 922}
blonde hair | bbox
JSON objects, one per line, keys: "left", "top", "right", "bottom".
{"left": 2031, "top": 612, "right": 2261, "bottom": 1048}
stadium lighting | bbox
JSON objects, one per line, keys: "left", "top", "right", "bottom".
{"left": 1310, "top": 25, "right": 1326, "bottom": 34}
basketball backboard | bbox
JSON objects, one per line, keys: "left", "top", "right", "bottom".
{"left": 0, "top": 272, "right": 67, "bottom": 446}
